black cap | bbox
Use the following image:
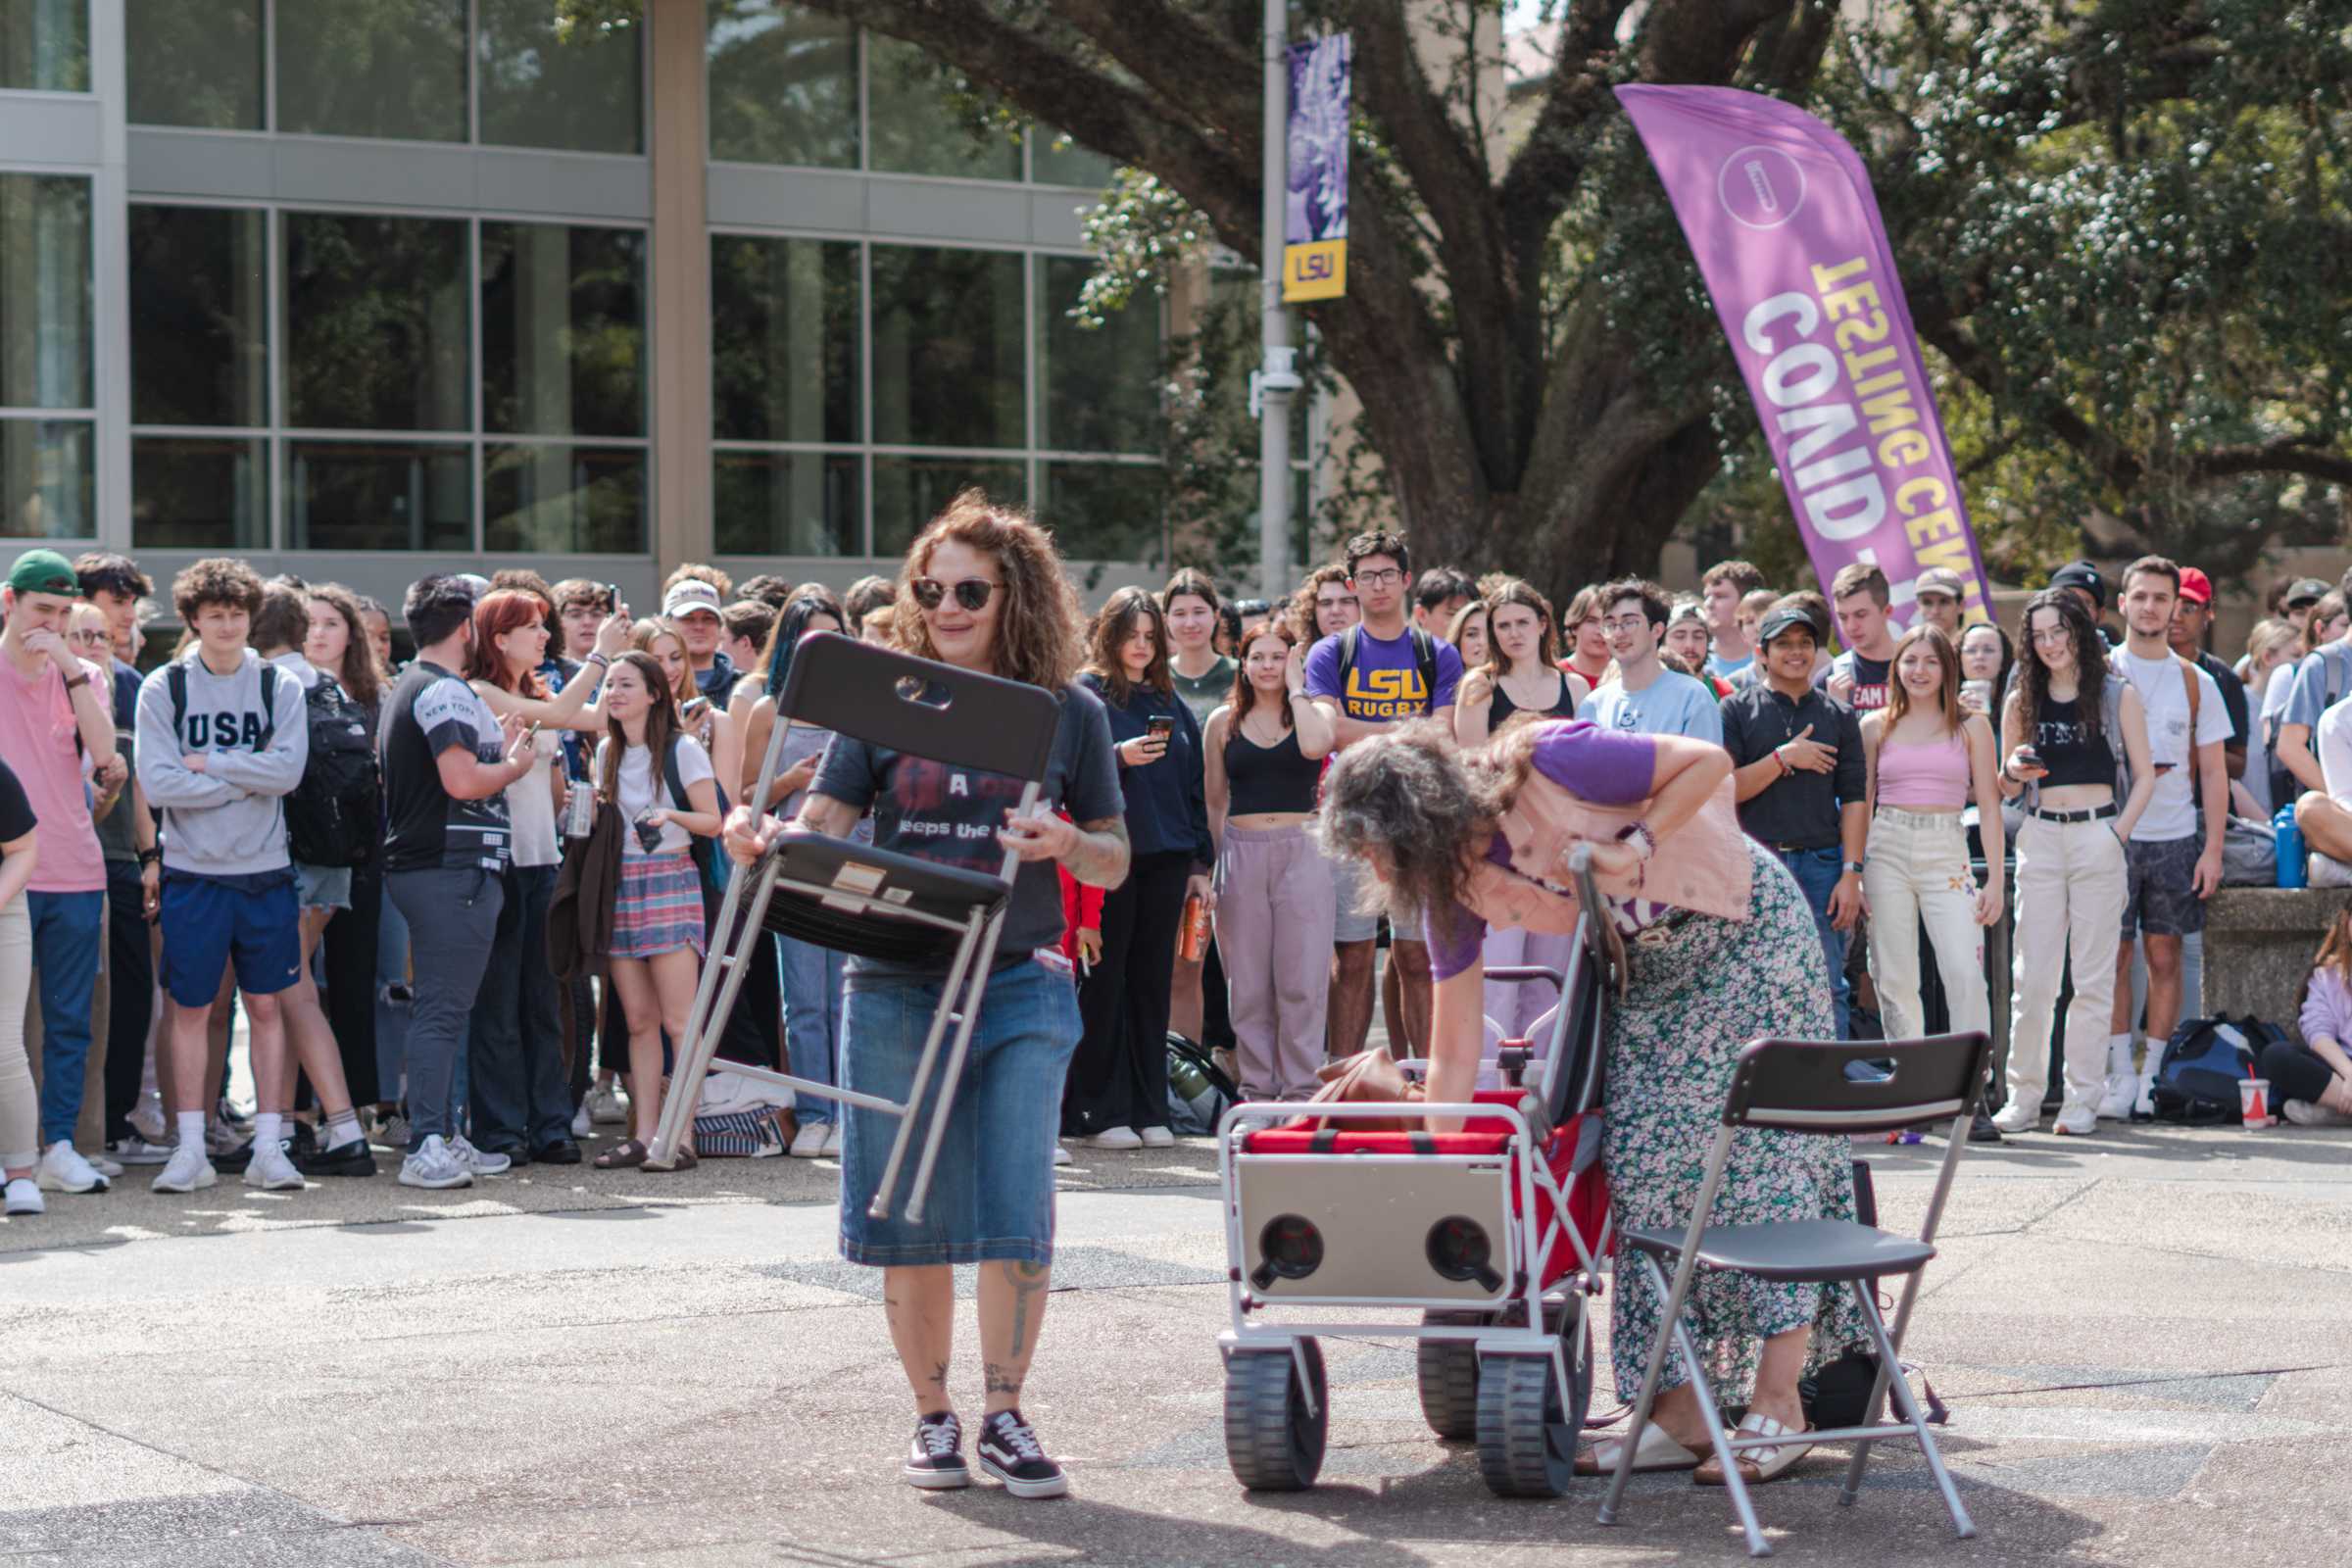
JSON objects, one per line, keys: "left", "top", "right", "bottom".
{"left": 2287, "top": 577, "right": 2329, "bottom": 608}
{"left": 2049, "top": 561, "right": 2106, "bottom": 611}
{"left": 1757, "top": 604, "right": 1826, "bottom": 648}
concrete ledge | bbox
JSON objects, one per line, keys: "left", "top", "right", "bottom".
{"left": 2201, "top": 887, "right": 2350, "bottom": 1039}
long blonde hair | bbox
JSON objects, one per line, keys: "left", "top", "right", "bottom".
{"left": 1885, "top": 622, "right": 1963, "bottom": 735}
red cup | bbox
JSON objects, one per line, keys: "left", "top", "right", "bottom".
{"left": 2239, "top": 1076, "right": 2271, "bottom": 1128}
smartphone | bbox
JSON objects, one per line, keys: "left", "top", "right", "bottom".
{"left": 2013, "top": 745, "right": 2042, "bottom": 771}
{"left": 1146, "top": 715, "right": 1174, "bottom": 745}
{"left": 605, "top": 581, "right": 623, "bottom": 616}
{"left": 632, "top": 809, "right": 664, "bottom": 855}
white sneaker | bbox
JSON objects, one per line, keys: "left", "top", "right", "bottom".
{"left": 2051, "top": 1103, "right": 2098, "bottom": 1136}
{"left": 398, "top": 1135, "right": 474, "bottom": 1191}
{"left": 4, "top": 1177, "right": 43, "bottom": 1216}
{"left": 106, "top": 1135, "right": 172, "bottom": 1166}
{"left": 2095, "top": 1072, "right": 2137, "bottom": 1120}
{"left": 570, "top": 1101, "right": 593, "bottom": 1139}
{"left": 822, "top": 1124, "right": 845, "bottom": 1156}
{"left": 36, "top": 1142, "right": 108, "bottom": 1194}
{"left": 447, "top": 1135, "right": 511, "bottom": 1177}
{"left": 245, "top": 1139, "right": 306, "bottom": 1192}
{"left": 1051, "top": 1143, "right": 1073, "bottom": 1167}
{"left": 2311, "top": 852, "right": 2352, "bottom": 888}
{"left": 2132, "top": 1072, "right": 2159, "bottom": 1120}
{"left": 1081, "top": 1126, "right": 1142, "bottom": 1151}
{"left": 789, "top": 1121, "right": 831, "bottom": 1158}
{"left": 1989, "top": 1102, "right": 2040, "bottom": 1135}
{"left": 127, "top": 1093, "right": 167, "bottom": 1144}
{"left": 151, "top": 1143, "right": 218, "bottom": 1194}
{"left": 1139, "top": 1126, "right": 1176, "bottom": 1149}
{"left": 587, "top": 1083, "right": 628, "bottom": 1125}
{"left": 2282, "top": 1098, "right": 2352, "bottom": 1127}
{"left": 85, "top": 1150, "right": 124, "bottom": 1178}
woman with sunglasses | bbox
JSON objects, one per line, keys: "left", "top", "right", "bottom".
{"left": 1062, "top": 587, "right": 1214, "bottom": 1153}
{"left": 1991, "top": 590, "right": 2153, "bottom": 1137}
{"left": 722, "top": 492, "right": 1126, "bottom": 1499}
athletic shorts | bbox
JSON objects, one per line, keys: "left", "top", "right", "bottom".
{"left": 160, "top": 870, "right": 303, "bottom": 1005}
{"left": 1330, "top": 847, "right": 1379, "bottom": 944}
{"left": 2121, "top": 835, "right": 2206, "bottom": 940}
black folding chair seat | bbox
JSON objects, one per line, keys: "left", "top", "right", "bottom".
{"left": 1622, "top": 1219, "right": 1936, "bottom": 1283}
{"left": 758, "top": 831, "right": 1010, "bottom": 966}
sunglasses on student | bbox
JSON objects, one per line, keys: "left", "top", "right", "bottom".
{"left": 909, "top": 576, "right": 1000, "bottom": 612}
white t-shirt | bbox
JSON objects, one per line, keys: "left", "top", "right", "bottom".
{"left": 2119, "top": 650, "right": 2231, "bottom": 842}
{"left": 2318, "top": 702, "right": 2352, "bottom": 808}
{"left": 596, "top": 734, "right": 713, "bottom": 857}
{"left": 506, "top": 748, "right": 560, "bottom": 867}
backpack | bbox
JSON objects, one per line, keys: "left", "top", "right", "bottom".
{"left": 283, "top": 676, "right": 380, "bottom": 868}
{"left": 1335, "top": 624, "right": 1440, "bottom": 715}
{"left": 2148, "top": 1015, "right": 2283, "bottom": 1124}
{"left": 1166, "top": 1031, "right": 1237, "bottom": 1135}
{"left": 662, "top": 730, "right": 732, "bottom": 924}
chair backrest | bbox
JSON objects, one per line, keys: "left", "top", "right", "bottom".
{"left": 776, "top": 631, "right": 1063, "bottom": 785}
{"left": 1722, "top": 1033, "right": 1992, "bottom": 1137}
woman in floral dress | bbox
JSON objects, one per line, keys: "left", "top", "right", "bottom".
{"left": 1318, "top": 717, "right": 1867, "bottom": 1487}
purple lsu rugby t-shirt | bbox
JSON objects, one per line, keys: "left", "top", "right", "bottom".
{"left": 1302, "top": 625, "right": 1464, "bottom": 722}
{"left": 1425, "top": 719, "right": 1658, "bottom": 980}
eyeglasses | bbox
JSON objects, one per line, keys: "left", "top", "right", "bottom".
{"left": 909, "top": 576, "right": 1000, "bottom": 612}
{"left": 1351, "top": 567, "right": 1403, "bottom": 588}
{"left": 1600, "top": 615, "right": 1653, "bottom": 635}
{"left": 67, "top": 630, "right": 110, "bottom": 647}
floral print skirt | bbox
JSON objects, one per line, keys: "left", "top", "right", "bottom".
{"left": 1602, "top": 837, "right": 1869, "bottom": 1403}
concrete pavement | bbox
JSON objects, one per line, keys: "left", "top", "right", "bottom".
{"left": 2, "top": 1119, "right": 2348, "bottom": 1566}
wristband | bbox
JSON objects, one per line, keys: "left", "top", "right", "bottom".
{"left": 1616, "top": 819, "right": 1659, "bottom": 861}
{"left": 136, "top": 848, "right": 160, "bottom": 867}
{"left": 63, "top": 670, "right": 90, "bottom": 692}
{"left": 1773, "top": 745, "right": 1791, "bottom": 777}
{"left": 586, "top": 652, "right": 611, "bottom": 668}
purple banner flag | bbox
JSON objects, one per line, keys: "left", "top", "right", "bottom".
{"left": 1617, "top": 84, "right": 1989, "bottom": 628}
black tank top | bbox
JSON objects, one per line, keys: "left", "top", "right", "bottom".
{"left": 2033, "top": 694, "right": 2116, "bottom": 789}
{"left": 1490, "top": 671, "right": 1579, "bottom": 729}
{"left": 1226, "top": 723, "right": 1321, "bottom": 815}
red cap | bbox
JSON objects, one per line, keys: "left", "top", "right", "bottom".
{"left": 2178, "top": 566, "right": 2214, "bottom": 606}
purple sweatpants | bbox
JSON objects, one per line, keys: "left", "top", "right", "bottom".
{"left": 1212, "top": 822, "right": 1337, "bottom": 1101}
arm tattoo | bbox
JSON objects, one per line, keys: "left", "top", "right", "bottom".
{"left": 1063, "top": 815, "right": 1131, "bottom": 891}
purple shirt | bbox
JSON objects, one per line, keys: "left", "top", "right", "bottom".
{"left": 1303, "top": 624, "right": 1463, "bottom": 721}
{"left": 2301, "top": 964, "right": 2352, "bottom": 1049}
{"left": 1427, "top": 720, "right": 1657, "bottom": 980}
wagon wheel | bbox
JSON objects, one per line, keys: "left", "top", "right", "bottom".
{"left": 1223, "top": 1339, "right": 1328, "bottom": 1491}
{"left": 1415, "top": 1310, "right": 1485, "bottom": 1440}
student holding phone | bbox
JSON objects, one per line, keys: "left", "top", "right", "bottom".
{"left": 1992, "top": 590, "right": 2154, "bottom": 1136}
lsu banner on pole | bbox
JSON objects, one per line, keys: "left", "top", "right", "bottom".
{"left": 1283, "top": 33, "right": 1349, "bottom": 302}
{"left": 1616, "top": 84, "right": 1989, "bottom": 628}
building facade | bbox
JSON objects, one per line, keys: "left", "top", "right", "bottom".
{"left": 1, "top": 0, "right": 1199, "bottom": 617}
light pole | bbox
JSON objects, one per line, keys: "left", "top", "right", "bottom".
{"left": 1252, "top": 0, "right": 1301, "bottom": 606}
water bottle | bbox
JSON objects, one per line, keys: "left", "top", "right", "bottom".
{"left": 2275, "top": 805, "right": 2307, "bottom": 888}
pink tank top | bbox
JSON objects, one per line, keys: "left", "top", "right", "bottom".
{"left": 1876, "top": 728, "right": 1971, "bottom": 809}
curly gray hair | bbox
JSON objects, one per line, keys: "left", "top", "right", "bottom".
{"left": 1315, "top": 720, "right": 1503, "bottom": 935}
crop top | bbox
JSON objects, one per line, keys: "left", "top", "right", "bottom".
{"left": 1225, "top": 723, "right": 1321, "bottom": 815}
{"left": 1875, "top": 728, "right": 1970, "bottom": 809}
{"left": 1489, "top": 671, "right": 1580, "bottom": 729}
{"left": 2029, "top": 695, "right": 2116, "bottom": 790}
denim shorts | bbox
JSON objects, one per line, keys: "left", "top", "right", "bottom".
{"left": 294, "top": 860, "right": 352, "bottom": 911}
{"left": 2122, "top": 834, "right": 2205, "bottom": 939}
{"left": 160, "top": 870, "right": 302, "bottom": 1005}
{"left": 1330, "top": 849, "right": 1380, "bottom": 944}
{"left": 837, "top": 956, "right": 1080, "bottom": 1267}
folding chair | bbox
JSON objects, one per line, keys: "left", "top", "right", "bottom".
{"left": 1597, "top": 1030, "right": 1992, "bottom": 1557}
{"left": 646, "top": 632, "right": 1064, "bottom": 1224}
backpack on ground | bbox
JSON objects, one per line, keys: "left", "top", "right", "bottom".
{"left": 1166, "top": 1031, "right": 1237, "bottom": 1135}
{"left": 2148, "top": 1016, "right": 2282, "bottom": 1124}
{"left": 285, "top": 676, "right": 380, "bottom": 868}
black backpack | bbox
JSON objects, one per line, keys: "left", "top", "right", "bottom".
{"left": 285, "top": 675, "right": 380, "bottom": 868}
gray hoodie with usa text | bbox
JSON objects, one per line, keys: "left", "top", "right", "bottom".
{"left": 134, "top": 647, "right": 310, "bottom": 877}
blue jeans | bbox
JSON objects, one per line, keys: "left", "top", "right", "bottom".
{"left": 837, "top": 958, "right": 1080, "bottom": 1266}
{"left": 1776, "top": 847, "right": 1851, "bottom": 1040}
{"left": 779, "top": 934, "right": 846, "bottom": 1126}
{"left": 387, "top": 867, "right": 503, "bottom": 1150}
{"left": 26, "top": 889, "right": 103, "bottom": 1146}
{"left": 467, "top": 864, "right": 569, "bottom": 1152}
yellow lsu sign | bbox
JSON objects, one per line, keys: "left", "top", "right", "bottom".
{"left": 1284, "top": 240, "right": 1347, "bottom": 302}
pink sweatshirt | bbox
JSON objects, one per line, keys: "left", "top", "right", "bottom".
{"left": 2299, "top": 965, "right": 2352, "bottom": 1048}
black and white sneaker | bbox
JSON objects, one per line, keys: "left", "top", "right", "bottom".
{"left": 904, "top": 1411, "right": 969, "bottom": 1491}
{"left": 975, "top": 1409, "right": 1067, "bottom": 1498}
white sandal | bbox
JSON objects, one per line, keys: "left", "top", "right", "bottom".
{"left": 1694, "top": 1411, "right": 1813, "bottom": 1486}
{"left": 1574, "top": 1423, "right": 1705, "bottom": 1476}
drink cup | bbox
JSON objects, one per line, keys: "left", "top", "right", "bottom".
{"left": 1960, "top": 678, "right": 1991, "bottom": 714}
{"left": 562, "top": 786, "right": 596, "bottom": 839}
{"left": 2239, "top": 1076, "right": 2271, "bottom": 1128}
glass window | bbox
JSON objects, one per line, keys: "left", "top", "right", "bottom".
{"left": 706, "top": 0, "right": 857, "bottom": 169}
{"left": 870, "top": 245, "right": 1024, "bottom": 450}
{"left": 128, "top": 205, "right": 269, "bottom": 429}
{"left": 0, "top": 418, "right": 92, "bottom": 538}
{"left": 125, "top": 0, "right": 263, "bottom": 128}
{"left": 480, "top": 221, "right": 645, "bottom": 438}
{"left": 1044, "top": 462, "right": 1165, "bottom": 564}
{"left": 713, "top": 449, "right": 859, "bottom": 557}
{"left": 277, "top": 0, "right": 466, "bottom": 143}
{"left": 1033, "top": 129, "right": 1115, "bottom": 189}
{"left": 477, "top": 0, "right": 644, "bottom": 155}
{"left": 286, "top": 439, "right": 471, "bottom": 551}
{"left": 131, "top": 436, "right": 268, "bottom": 550}
{"left": 710, "top": 234, "right": 858, "bottom": 444}
{"left": 0, "top": 0, "right": 87, "bottom": 91}
{"left": 867, "top": 32, "right": 1019, "bottom": 181}
{"left": 872, "top": 455, "right": 1023, "bottom": 560}
{"left": 1038, "top": 255, "right": 1160, "bottom": 454}
{"left": 0, "top": 174, "right": 92, "bottom": 412}
{"left": 485, "top": 444, "right": 645, "bottom": 553}
{"left": 283, "top": 212, "right": 469, "bottom": 432}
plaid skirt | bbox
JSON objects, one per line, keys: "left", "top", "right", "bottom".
{"left": 610, "top": 852, "right": 707, "bottom": 959}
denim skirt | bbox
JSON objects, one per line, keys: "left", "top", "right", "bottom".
{"left": 838, "top": 957, "right": 1080, "bottom": 1267}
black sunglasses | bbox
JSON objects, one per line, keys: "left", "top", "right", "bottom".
{"left": 910, "top": 576, "right": 999, "bottom": 612}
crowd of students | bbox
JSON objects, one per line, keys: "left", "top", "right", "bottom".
{"left": 6, "top": 525, "right": 2351, "bottom": 1223}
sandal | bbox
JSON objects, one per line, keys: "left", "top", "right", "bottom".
{"left": 644, "top": 1148, "right": 699, "bottom": 1173}
{"left": 1693, "top": 1412, "right": 1813, "bottom": 1486}
{"left": 594, "top": 1139, "right": 650, "bottom": 1170}
{"left": 1574, "top": 1423, "right": 1707, "bottom": 1476}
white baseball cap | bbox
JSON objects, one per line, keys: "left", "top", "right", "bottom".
{"left": 662, "top": 580, "right": 723, "bottom": 619}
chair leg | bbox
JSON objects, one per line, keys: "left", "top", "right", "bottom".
{"left": 1598, "top": 1251, "right": 1697, "bottom": 1527}
{"left": 1669, "top": 1306, "right": 1769, "bottom": 1558}
{"left": 1838, "top": 1280, "right": 1893, "bottom": 1506}
{"left": 1853, "top": 1283, "right": 1976, "bottom": 1540}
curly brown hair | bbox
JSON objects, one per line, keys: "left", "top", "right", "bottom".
{"left": 1288, "top": 563, "right": 1354, "bottom": 646}
{"left": 1315, "top": 718, "right": 1541, "bottom": 942}
{"left": 1083, "top": 586, "right": 1172, "bottom": 709}
{"left": 171, "top": 557, "right": 264, "bottom": 623}
{"left": 890, "top": 489, "right": 1083, "bottom": 692}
